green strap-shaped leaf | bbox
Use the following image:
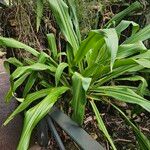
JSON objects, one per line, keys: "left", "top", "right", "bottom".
{"left": 93, "top": 58, "right": 148, "bottom": 86}
{"left": 39, "top": 80, "right": 53, "bottom": 88}
{"left": 101, "top": 28, "right": 118, "bottom": 71}
{"left": 57, "top": 52, "right": 67, "bottom": 58}
{"left": 13, "top": 72, "right": 31, "bottom": 92}
{"left": 66, "top": 0, "right": 81, "bottom": 43}
{"left": 86, "top": 39, "right": 105, "bottom": 67}
{"left": 47, "top": 0, "right": 79, "bottom": 54}
{"left": 5, "top": 72, "right": 31, "bottom": 102}
{"left": 117, "top": 42, "right": 146, "bottom": 59}
{"left": 71, "top": 72, "right": 91, "bottom": 125}
{"left": 124, "top": 24, "right": 150, "bottom": 44}
{"left": 90, "top": 100, "right": 117, "bottom": 150}
{"left": 74, "top": 30, "right": 104, "bottom": 64}
{"left": 55, "top": 62, "right": 68, "bottom": 86}
{"left": 132, "top": 50, "right": 150, "bottom": 59}
{"left": 74, "top": 28, "right": 118, "bottom": 71}
{"left": 4, "top": 58, "right": 28, "bottom": 102}
{"left": 11, "top": 63, "right": 56, "bottom": 80}
{"left": 82, "top": 63, "right": 100, "bottom": 77}
{"left": 23, "top": 58, "right": 36, "bottom": 65}
{"left": 23, "top": 52, "right": 47, "bottom": 97}
{"left": 23, "top": 72, "right": 37, "bottom": 97}
{"left": 0, "top": 36, "right": 39, "bottom": 57}
{"left": 17, "top": 87, "right": 68, "bottom": 150}
{"left": 4, "top": 57, "right": 23, "bottom": 73}
{"left": 105, "top": 1, "right": 141, "bottom": 28}
{"left": 91, "top": 86, "right": 150, "bottom": 112}
{"left": 4, "top": 57, "right": 23, "bottom": 67}
{"left": 115, "top": 20, "right": 139, "bottom": 35}
{"left": 47, "top": 33, "right": 58, "bottom": 60}
{"left": 4, "top": 88, "right": 53, "bottom": 125}
{"left": 36, "top": 0, "right": 44, "bottom": 32}
{"left": 93, "top": 64, "right": 137, "bottom": 86}
{"left": 135, "top": 58, "right": 150, "bottom": 68}
{"left": 7, "top": 62, "right": 56, "bottom": 101}
{"left": 116, "top": 75, "right": 148, "bottom": 96}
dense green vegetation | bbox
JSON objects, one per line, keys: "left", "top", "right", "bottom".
{"left": 0, "top": 0, "right": 150, "bottom": 149}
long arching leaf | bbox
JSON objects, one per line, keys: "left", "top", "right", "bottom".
{"left": 47, "top": 33, "right": 58, "bottom": 60}
{"left": 91, "top": 86, "right": 150, "bottom": 112}
{"left": 104, "top": 1, "right": 141, "bottom": 28}
{"left": 90, "top": 100, "right": 117, "bottom": 150}
{"left": 17, "top": 87, "right": 68, "bottom": 150}
{"left": 47, "top": 0, "right": 79, "bottom": 54}
{"left": 11, "top": 63, "right": 56, "bottom": 80}
{"left": 55, "top": 62, "right": 68, "bottom": 86}
{"left": 4, "top": 88, "right": 53, "bottom": 125}
{"left": 71, "top": 72, "right": 91, "bottom": 125}
{"left": 0, "top": 36, "right": 39, "bottom": 57}
{"left": 36, "top": 0, "right": 44, "bottom": 32}
{"left": 124, "top": 24, "right": 150, "bottom": 44}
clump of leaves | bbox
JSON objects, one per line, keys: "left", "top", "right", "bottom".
{"left": 0, "top": 0, "right": 150, "bottom": 150}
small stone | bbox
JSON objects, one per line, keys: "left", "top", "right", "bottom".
{"left": 29, "top": 144, "right": 42, "bottom": 150}
{"left": 90, "top": 133, "right": 98, "bottom": 140}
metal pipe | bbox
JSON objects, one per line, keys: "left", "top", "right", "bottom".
{"left": 46, "top": 116, "right": 66, "bottom": 150}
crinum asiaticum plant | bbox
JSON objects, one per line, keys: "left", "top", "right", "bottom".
{"left": 0, "top": 0, "right": 150, "bottom": 149}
